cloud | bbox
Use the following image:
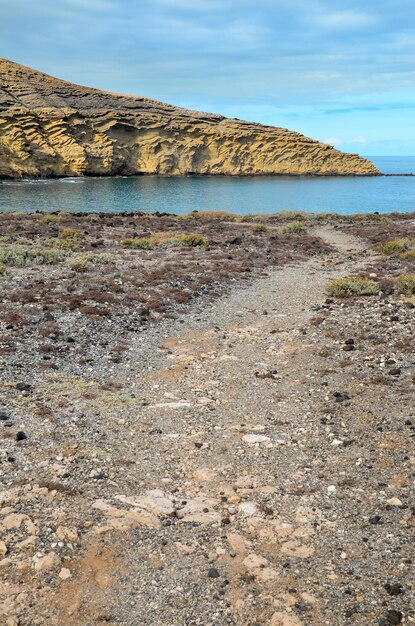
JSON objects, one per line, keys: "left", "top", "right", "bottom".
{"left": 324, "top": 137, "right": 342, "bottom": 145}
{"left": 1, "top": 0, "right": 415, "bottom": 153}
{"left": 315, "top": 10, "right": 377, "bottom": 31}
{"left": 350, "top": 136, "right": 368, "bottom": 143}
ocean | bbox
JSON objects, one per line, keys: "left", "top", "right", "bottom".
{"left": 0, "top": 156, "right": 414, "bottom": 215}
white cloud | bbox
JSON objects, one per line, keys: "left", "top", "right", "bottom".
{"left": 324, "top": 137, "right": 342, "bottom": 145}
{"left": 316, "top": 10, "right": 376, "bottom": 31}
{"left": 350, "top": 136, "right": 368, "bottom": 143}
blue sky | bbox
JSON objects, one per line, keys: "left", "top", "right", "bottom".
{"left": 2, "top": 0, "right": 415, "bottom": 155}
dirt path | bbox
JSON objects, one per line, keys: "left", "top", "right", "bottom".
{"left": 48, "top": 228, "right": 377, "bottom": 623}
{"left": 5, "top": 227, "right": 413, "bottom": 626}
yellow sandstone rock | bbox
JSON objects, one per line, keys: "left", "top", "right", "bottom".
{"left": 0, "top": 58, "right": 379, "bottom": 179}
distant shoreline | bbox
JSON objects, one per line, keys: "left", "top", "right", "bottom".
{"left": 0, "top": 172, "right": 386, "bottom": 182}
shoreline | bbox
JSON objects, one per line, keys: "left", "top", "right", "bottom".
{"left": 0, "top": 171, "right": 386, "bottom": 182}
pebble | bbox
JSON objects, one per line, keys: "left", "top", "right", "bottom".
{"left": 384, "top": 583, "right": 403, "bottom": 596}
{"left": 16, "top": 382, "right": 32, "bottom": 392}
{"left": 386, "top": 497, "right": 403, "bottom": 507}
{"left": 380, "top": 609, "right": 403, "bottom": 625}
{"left": 208, "top": 567, "right": 220, "bottom": 579}
{"left": 242, "top": 434, "right": 270, "bottom": 444}
{"left": 58, "top": 568, "right": 72, "bottom": 580}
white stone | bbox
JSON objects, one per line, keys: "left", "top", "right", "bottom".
{"left": 242, "top": 434, "right": 270, "bottom": 444}
{"left": 58, "top": 567, "right": 72, "bottom": 580}
{"left": 239, "top": 502, "right": 258, "bottom": 516}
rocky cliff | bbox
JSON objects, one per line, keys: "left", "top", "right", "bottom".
{"left": 0, "top": 58, "right": 379, "bottom": 178}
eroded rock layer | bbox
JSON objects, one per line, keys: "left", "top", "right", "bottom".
{"left": 0, "top": 58, "right": 379, "bottom": 178}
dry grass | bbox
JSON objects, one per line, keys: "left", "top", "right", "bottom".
{"left": 381, "top": 239, "right": 413, "bottom": 256}
{"left": 0, "top": 211, "right": 331, "bottom": 366}
{"left": 59, "top": 228, "right": 82, "bottom": 240}
{"left": 396, "top": 274, "right": 415, "bottom": 295}
{"left": 326, "top": 277, "right": 378, "bottom": 298}
{"left": 121, "top": 232, "right": 208, "bottom": 250}
{"left": 0, "top": 243, "right": 66, "bottom": 267}
{"left": 68, "top": 252, "right": 116, "bottom": 273}
{"left": 283, "top": 221, "right": 308, "bottom": 235}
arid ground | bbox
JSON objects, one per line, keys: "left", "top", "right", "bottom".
{"left": 0, "top": 211, "right": 414, "bottom": 626}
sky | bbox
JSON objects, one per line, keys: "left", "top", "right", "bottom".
{"left": 1, "top": 0, "right": 415, "bottom": 155}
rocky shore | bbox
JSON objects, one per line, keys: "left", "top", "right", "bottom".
{"left": 0, "top": 211, "right": 414, "bottom": 625}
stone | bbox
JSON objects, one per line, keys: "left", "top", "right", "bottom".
{"left": 383, "top": 610, "right": 403, "bottom": 625}
{"left": 243, "top": 554, "right": 268, "bottom": 570}
{"left": 0, "top": 540, "right": 7, "bottom": 556}
{"left": 255, "top": 369, "right": 279, "bottom": 380}
{"left": 92, "top": 499, "right": 161, "bottom": 530}
{"left": 193, "top": 468, "right": 217, "bottom": 482}
{"left": 15, "top": 383, "right": 31, "bottom": 392}
{"left": 239, "top": 502, "right": 258, "bottom": 516}
{"left": 333, "top": 392, "right": 350, "bottom": 403}
{"left": 2, "top": 513, "right": 27, "bottom": 530}
{"left": 388, "top": 368, "right": 401, "bottom": 376}
{"left": 386, "top": 497, "right": 403, "bottom": 507}
{"left": 56, "top": 526, "right": 78, "bottom": 542}
{"left": 33, "top": 551, "right": 60, "bottom": 572}
{"left": 384, "top": 583, "right": 403, "bottom": 596}
{"left": 271, "top": 612, "right": 303, "bottom": 626}
{"left": 242, "top": 434, "right": 270, "bottom": 444}
{"left": 207, "top": 567, "right": 220, "bottom": 579}
{"left": 58, "top": 568, "right": 72, "bottom": 580}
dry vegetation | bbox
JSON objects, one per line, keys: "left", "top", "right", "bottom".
{"left": 336, "top": 212, "right": 415, "bottom": 298}
{"left": 0, "top": 210, "right": 331, "bottom": 369}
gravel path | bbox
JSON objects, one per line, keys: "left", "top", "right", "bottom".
{"left": 2, "top": 226, "right": 413, "bottom": 626}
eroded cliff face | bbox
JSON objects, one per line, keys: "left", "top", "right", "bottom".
{"left": 0, "top": 58, "right": 379, "bottom": 178}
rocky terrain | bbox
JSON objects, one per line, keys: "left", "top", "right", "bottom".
{"left": 0, "top": 211, "right": 414, "bottom": 625}
{"left": 0, "top": 59, "right": 379, "bottom": 179}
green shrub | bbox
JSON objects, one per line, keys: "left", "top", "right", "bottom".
{"left": 59, "top": 228, "right": 82, "bottom": 240}
{"left": 165, "top": 233, "right": 208, "bottom": 247}
{"left": 253, "top": 224, "right": 267, "bottom": 233}
{"left": 326, "top": 277, "right": 378, "bottom": 297}
{"left": 121, "top": 237, "right": 154, "bottom": 250}
{"left": 69, "top": 253, "right": 116, "bottom": 273}
{"left": 352, "top": 213, "right": 385, "bottom": 223}
{"left": 183, "top": 210, "right": 237, "bottom": 221}
{"left": 396, "top": 274, "right": 415, "bottom": 295}
{"left": 121, "top": 233, "right": 207, "bottom": 249}
{"left": 239, "top": 215, "right": 256, "bottom": 223}
{"left": 28, "top": 248, "right": 66, "bottom": 265}
{"left": 42, "top": 214, "right": 61, "bottom": 224}
{"left": 313, "top": 212, "right": 342, "bottom": 221}
{"left": 47, "top": 237, "right": 80, "bottom": 252}
{"left": 0, "top": 263, "right": 7, "bottom": 276}
{"left": 401, "top": 249, "right": 415, "bottom": 259}
{"left": 0, "top": 244, "right": 66, "bottom": 267}
{"left": 278, "top": 211, "right": 309, "bottom": 221}
{"left": 283, "top": 221, "right": 308, "bottom": 235}
{"left": 381, "top": 239, "right": 411, "bottom": 256}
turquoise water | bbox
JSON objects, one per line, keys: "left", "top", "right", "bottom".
{"left": 0, "top": 156, "right": 414, "bottom": 215}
